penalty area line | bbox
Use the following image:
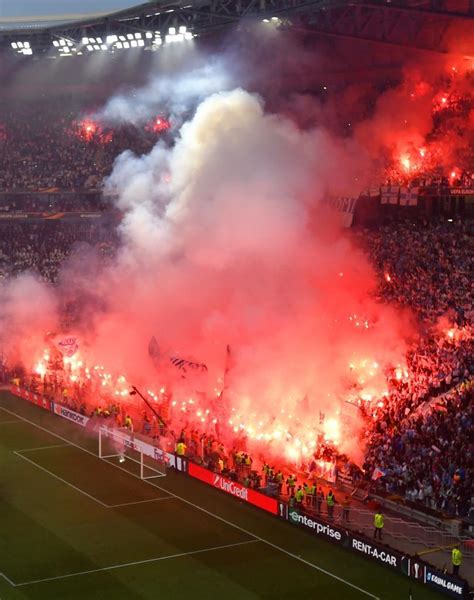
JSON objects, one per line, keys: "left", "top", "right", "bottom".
{"left": 13, "top": 451, "right": 172, "bottom": 509}
{"left": 107, "top": 496, "right": 174, "bottom": 508}
{"left": 14, "top": 539, "right": 259, "bottom": 587}
{"left": 0, "top": 404, "right": 379, "bottom": 599}
{"left": 13, "top": 451, "right": 109, "bottom": 508}
{"left": 16, "top": 443, "right": 71, "bottom": 453}
{"left": 0, "top": 571, "right": 16, "bottom": 587}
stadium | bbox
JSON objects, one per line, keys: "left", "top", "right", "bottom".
{"left": 0, "top": 0, "right": 473, "bottom": 598}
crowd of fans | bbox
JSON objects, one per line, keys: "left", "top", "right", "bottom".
{"left": 0, "top": 192, "right": 110, "bottom": 213}
{"left": 2, "top": 215, "right": 471, "bottom": 519}
{"left": 357, "top": 220, "right": 473, "bottom": 517}
{"left": 0, "top": 221, "right": 118, "bottom": 282}
{"left": 0, "top": 93, "right": 472, "bottom": 519}
{"left": 0, "top": 100, "right": 163, "bottom": 191}
{"left": 0, "top": 207, "right": 474, "bottom": 515}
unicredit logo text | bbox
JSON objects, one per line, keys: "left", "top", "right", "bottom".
{"left": 213, "top": 475, "right": 249, "bottom": 500}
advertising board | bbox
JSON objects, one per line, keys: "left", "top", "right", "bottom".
{"left": 188, "top": 462, "right": 278, "bottom": 515}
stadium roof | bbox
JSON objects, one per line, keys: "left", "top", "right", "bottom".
{"left": 0, "top": 0, "right": 141, "bottom": 31}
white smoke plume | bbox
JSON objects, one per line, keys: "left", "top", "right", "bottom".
{"left": 90, "top": 87, "right": 408, "bottom": 459}
{"left": 98, "top": 57, "right": 233, "bottom": 126}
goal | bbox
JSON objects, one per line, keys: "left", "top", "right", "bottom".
{"left": 98, "top": 426, "right": 167, "bottom": 480}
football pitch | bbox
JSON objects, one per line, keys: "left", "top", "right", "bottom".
{"left": 0, "top": 391, "right": 443, "bottom": 600}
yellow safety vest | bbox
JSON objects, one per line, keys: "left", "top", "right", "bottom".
{"left": 374, "top": 513, "right": 384, "bottom": 528}
{"left": 296, "top": 489, "right": 304, "bottom": 502}
{"left": 327, "top": 494, "right": 335, "bottom": 506}
{"left": 452, "top": 549, "right": 462, "bottom": 566}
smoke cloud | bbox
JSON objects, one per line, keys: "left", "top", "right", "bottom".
{"left": 62, "top": 87, "right": 408, "bottom": 460}
{"left": 10, "top": 33, "right": 472, "bottom": 462}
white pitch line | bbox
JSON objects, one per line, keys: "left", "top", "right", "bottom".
{"left": 108, "top": 496, "right": 174, "bottom": 508}
{"left": 13, "top": 450, "right": 171, "bottom": 510}
{"left": 14, "top": 451, "right": 109, "bottom": 508}
{"left": 0, "top": 571, "right": 17, "bottom": 587}
{"left": 15, "top": 539, "right": 259, "bottom": 587}
{"left": 16, "top": 443, "right": 71, "bottom": 453}
{"left": 0, "top": 404, "right": 379, "bottom": 599}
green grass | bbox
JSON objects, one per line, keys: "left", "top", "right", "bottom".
{"left": 0, "top": 391, "right": 444, "bottom": 600}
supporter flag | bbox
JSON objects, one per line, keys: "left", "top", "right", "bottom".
{"left": 381, "top": 186, "right": 399, "bottom": 205}
{"left": 399, "top": 187, "right": 409, "bottom": 206}
{"left": 148, "top": 336, "right": 161, "bottom": 370}
{"left": 371, "top": 467, "right": 386, "bottom": 481}
{"left": 408, "top": 187, "right": 419, "bottom": 206}
{"left": 389, "top": 186, "right": 400, "bottom": 205}
{"left": 148, "top": 337, "right": 208, "bottom": 376}
{"left": 169, "top": 355, "right": 208, "bottom": 374}
{"left": 55, "top": 336, "right": 79, "bottom": 357}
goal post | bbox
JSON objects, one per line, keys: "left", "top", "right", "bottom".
{"left": 98, "top": 426, "right": 167, "bottom": 480}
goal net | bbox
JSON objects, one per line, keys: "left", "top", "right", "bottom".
{"left": 98, "top": 426, "right": 167, "bottom": 480}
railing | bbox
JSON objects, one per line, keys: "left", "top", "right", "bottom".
{"left": 293, "top": 501, "right": 474, "bottom": 558}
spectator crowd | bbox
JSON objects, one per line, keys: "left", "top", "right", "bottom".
{"left": 357, "top": 220, "right": 473, "bottom": 517}
{"left": 0, "top": 93, "right": 472, "bottom": 519}
{"left": 0, "top": 221, "right": 118, "bottom": 282}
{"left": 0, "top": 99, "right": 164, "bottom": 191}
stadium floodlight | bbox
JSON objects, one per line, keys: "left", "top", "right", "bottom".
{"left": 145, "top": 31, "right": 153, "bottom": 39}
{"left": 119, "top": 35, "right": 126, "bottom": 41}
{"left": 101, "top": 44, "right": 107, "bottom": 50}
{"left": 96, "top": 37, "right": 103, "bottom": 44}
{"left": 53, "top": 40, "right": 60, "bottom": 47}
{"left": 131, "top": 40, "right": 138, "bottom": 47}
{"left": 82, "top": 37, "right": 89, "bottom": 44}
{"left": 134, "top": 32, "right": 142, "bottom": 39}
{"left": 106, "top": 35, "right": 118, "bottom": 44}
{"left": 11, "top": 40, "right": 34, "bottom": 55}
{"left": 168, "top": 27, "right": 176, "bottom": 35}
{"left": 126, "top": 33, "right": 134, "bottom": 40}
{"left": 137, "top": 39, "right": 145, "bottom": 47}
{"left": 93, "top": 45, "right": 100, "bottom": 51}
{"left": 123, "top": 41, "right": 130, "bottom": 48}
{"left": 116, "top": 41, "right": 123, "bottom": 48}
{"left": 179, "top": 25, "right": 186, "bottom": 34}
{"left": 87, "top": 45, "right": 94, "bottom": 51}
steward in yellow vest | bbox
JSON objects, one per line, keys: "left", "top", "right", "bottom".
{"left": 373, "top": 510, "right": 384, "bottom": 540}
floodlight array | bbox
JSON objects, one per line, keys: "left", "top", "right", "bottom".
{"left": 10, "top": 41, "right": 33, "bottom": 55}
{"left": 8, "top": 25, "right": 195, "bottom": 58}
{"left": 165, "top": 26, "right": 194, "bottom": 43}
{"left": 52, "top": 38, "right": 79, "bottom": 56}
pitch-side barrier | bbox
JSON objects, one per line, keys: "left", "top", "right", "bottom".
{"left": 9, "top": 385, "right": 470, "bottom": 599}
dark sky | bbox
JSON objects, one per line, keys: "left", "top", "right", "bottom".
{"left": 0, "top": 0, "right": 139, "bottom": 20}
